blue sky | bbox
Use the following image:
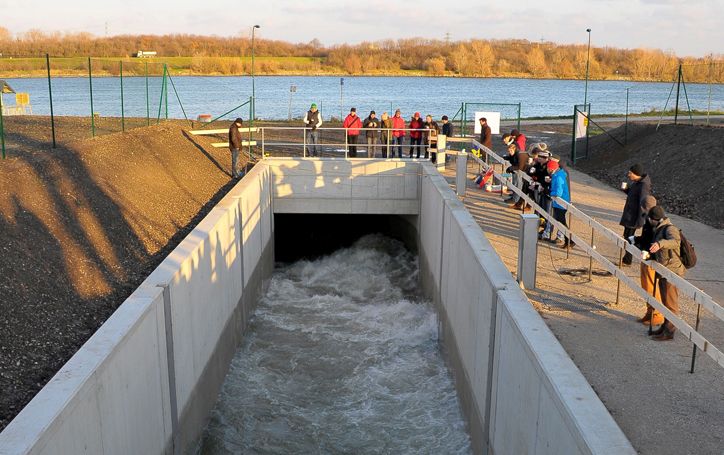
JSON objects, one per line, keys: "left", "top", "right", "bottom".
{"left": 2, "top": 0, "right": 722, "bottom": 57}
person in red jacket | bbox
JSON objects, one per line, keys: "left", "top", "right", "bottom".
{"left": 510, "top": 129, "right": 526, "bottom": 152}
{"left": 391, "top": 109, "right": 406, "bottom": 158}
{"left": 409, "top": 112, "right": 424, "bottom": 158}
{"left": 343, "top": 107, "right": 362, "bottom": 157}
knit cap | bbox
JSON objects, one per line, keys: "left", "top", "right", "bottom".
{"left": 630, "top": 163, "right": 644, "bottom": 176}
{"left": 546, "top": 160, "right": 560, "bottom": 172}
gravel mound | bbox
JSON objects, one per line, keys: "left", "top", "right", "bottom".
{"left": 0, "top": 117, "right": 245, "bottom": 430}
{"left": 575, "top": 123, "right": 724, "bottom": 229}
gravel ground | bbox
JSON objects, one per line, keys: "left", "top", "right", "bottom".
{"left": 446, "top": 131, "right": 724, "bottom": 454}
{"left": 575, "top": 123, "right": 724, "bottom": 229}
{"left": 0, "top": 116, "right": 249, "bottom": 431}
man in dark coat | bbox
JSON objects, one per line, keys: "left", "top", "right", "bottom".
{"left": 441, "top": 115, "right": 454, "bottom": 137}
{"left": 479, "top": 117, "right": 492, "bottom": 150}
{"left": 620, "top": 164, "right": 652, "bottom": 265}
{"left": 228, "top": 117, "right": 244, "bottom": 178}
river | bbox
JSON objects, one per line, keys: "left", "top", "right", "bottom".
{"left": 197, "top": 235, "right": 472, "bottom": 454}
{"left": 2, "top": 75, "right": 721, "bottom": 122}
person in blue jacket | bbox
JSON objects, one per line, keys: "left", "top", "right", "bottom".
{"left": 543, "top": 159, "right": 571, "bottom": 248}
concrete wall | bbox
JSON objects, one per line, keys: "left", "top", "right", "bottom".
{"left": 416, "top": 162, "right": 634, "bottom": 455}
{"left": 0, "top": 164, "right": 275, "bottom": 455}
{"left": 267, "top": 158, "right": 420, "bottom": 214}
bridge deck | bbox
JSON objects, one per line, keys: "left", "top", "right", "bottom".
{"left": 443, "top": 161, "right": 724, "bottom": 455}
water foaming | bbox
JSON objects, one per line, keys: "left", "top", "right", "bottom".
{"left": 199, "top": 235, "right": 471, "bottom": 454}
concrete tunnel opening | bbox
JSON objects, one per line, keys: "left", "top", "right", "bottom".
{"left": 273, "top": 213, "right": 419, "bottom": 262}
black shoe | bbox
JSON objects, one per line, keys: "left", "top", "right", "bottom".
{"left": 652, "top": 329, "right": 674, "bottom": 341}
{"left": 649, "top": 325, "right": 666, "bottom": 336}
{"left": 622, "top": 253, "right": 633, "bottom": 266}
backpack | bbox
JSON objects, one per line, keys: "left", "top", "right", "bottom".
{"left": 678, "top": 229, "right": 697, "bottom": 269}
{"left": 668, "top": 226, "right": 697, "bottom": 269}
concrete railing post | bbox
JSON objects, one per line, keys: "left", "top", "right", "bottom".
{"left": 456, "top": 149, "right": 467, "bottom": 197}
{"left": 517, "top": 213, "right": 539, "bottom": 290}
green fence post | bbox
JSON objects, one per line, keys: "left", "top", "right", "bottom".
{"left": 517, "top": 103, "right": 521, "bottom": 131}
{"left": 157, "top": 66, "right": 166, "bottom": 124}
{"left": 120, "top": 60, "right": 125, "bottom": 132}
{"left": 0, "top": 93, "right": 5, "bottom": 159}
{"left": 88, "top": 57, "right": 95, "bottom": 137}
{"left": 145, "top": 61, "right": 149, "bottom": 126}
{"left": 249, "top": 96, "right": 254, "bottom": 161}
{"left": 674, "top": 63, "right": 682, "bottom": 125}
{"left": 46, "top": 54, "right": 56, "bottom": 148}
{"left": 164, "top": 64, "right": 168, "bottom": 120}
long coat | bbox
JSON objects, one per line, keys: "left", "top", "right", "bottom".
{"left": 619, "top": 174, "right": 652, "bottom": 228}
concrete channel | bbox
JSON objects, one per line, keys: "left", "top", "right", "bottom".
{"left": 0, "top": 158, "right": 635, "bottom": 454}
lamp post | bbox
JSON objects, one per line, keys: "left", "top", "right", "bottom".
{"left": 584, "top": 28, "right": 591, "bottom": 108}
{"left": 251, "top": 24, "right": 260, "bottom": 123}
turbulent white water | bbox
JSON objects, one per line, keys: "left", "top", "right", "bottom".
{"left": 198, "top": 235, "right": 471, "bottom": 454}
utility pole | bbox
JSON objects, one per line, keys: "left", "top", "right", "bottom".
{"left": 444, "top": 32, "right": 451, "bottom": 45}
{"left": 584, "top": 28, "right": 592, "bottom": 109}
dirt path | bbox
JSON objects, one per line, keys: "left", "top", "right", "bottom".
{"left": 443, "top": 160, "right": 724, "bottom": 454}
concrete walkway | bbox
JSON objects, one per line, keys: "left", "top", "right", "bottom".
{"left": 443, "top": 162, "right": 724, "bottom": 455}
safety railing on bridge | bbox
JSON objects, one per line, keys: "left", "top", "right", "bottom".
{"left": 190, "top": 126, "right": 445, "bottom": 160}
{"left": 465, "top": 138, "right": 724, "bottom": 372}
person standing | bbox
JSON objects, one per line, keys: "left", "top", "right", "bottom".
{"left": 363, "top": 111, "right": 380, "bottom": 158}
{"left": 380, "top": 112, "right": 393, "bottom": 158}
{"left": 228, "top": 117, "right": 244, "bottom": 178}
{"left": 391, "top": 109, "right": 406, "bottom": 158}
{"left": 422, "top": 114, "right": 439, "bottom": 161}
{"left": 408, "top": 112, "right": 423, "bottom": 158}
{"left": 545, "top": 159, "right": 571, "bottom": 248}
{"left": 441, "top": 115, "right": 454, "bottom": 138}
{"left": 303, "top": 103, "right": 323, "bottom": 157}
{"left": 479, "top": 117, "right": 492, "bottom": 150}
{"left": 619, "top": 164, "right": 652, "bottom": 265}
{"left": 647, "top": 206, "right": 685, "bottom": 341}
{"left": 343, "top": 107, "right": 362, "bottom": 157}
{"left": 632, "top": 196, "right": 664, "bottom": 326}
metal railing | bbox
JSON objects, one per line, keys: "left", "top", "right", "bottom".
{"left": 251, "top": 126, "right": 441, "bottom": 159}
{"left": 466, "top": 138, "right": 724, "bottom": 371}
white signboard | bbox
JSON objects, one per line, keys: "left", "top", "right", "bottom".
{"left": 474, "top": 111, "right": 501, "bottom": 135}
{"left": 575, "top": 110, "right": 589, "bottom": 139}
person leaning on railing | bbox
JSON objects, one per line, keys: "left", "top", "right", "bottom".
{"left": 423, "top": 114, "right": 439, "bottom": 161}
{"left": 645, "top": 206, "right": 686, "bottom": 342}
{"left": 631, "top": 195, "right": 664, "bottom": 327}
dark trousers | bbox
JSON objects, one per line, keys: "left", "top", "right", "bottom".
{"left": 552, "top": 207, "right": 568, "bottom": 241}
{"left": 622, "top": 226, "right": 637, "bottom": 264}
{"left": 657, "top": 275, "right": 679, "bottom": 333}
{"left": 393, "top": 136, "right": 404, "bottom": 158}
{"left": 409, "top": 137, "right": 422, "bottom": 158}
{"left": 347, "top": 134, "right": 358, "bottom": 157}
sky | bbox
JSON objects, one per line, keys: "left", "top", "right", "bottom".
{"left": 2, "top": 0, "right": 723, "bottom": 57}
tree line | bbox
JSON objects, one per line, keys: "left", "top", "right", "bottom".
{"left": 0, "top": 28, "right": 721, "bottom": 82}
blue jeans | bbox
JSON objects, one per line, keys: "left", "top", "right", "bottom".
{"left": 393, "top": 136, "right": 404, "bottom": 158}
{"left": 306, "top": 129, "right": 319, "bottom": 157}
{"left": 230, "top": 148, "right": 240, "bottom": 177}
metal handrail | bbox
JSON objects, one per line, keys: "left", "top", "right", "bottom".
{"left": 467, "top": 138, "right": 724, "bottom": 370}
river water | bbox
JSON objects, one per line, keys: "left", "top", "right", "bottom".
{"left": 197, "top": 235, "right": 471, "bottom": 454}
{"left": 3, "top": 75, "right": 721, "bottom": 121}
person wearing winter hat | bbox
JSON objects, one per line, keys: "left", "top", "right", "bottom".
{"left": 631, "top": 195, "right": 664, "bottom": 326}
{"left": 408, "top": 112, "right": 424, "bottom": 158}
{"left": 619, "top": 163, "right": 652, "bottom": 265}
{"left": 541, "top": 159, "right": 571, "bottom": 247}
{"left": 363, "top": 111, "right": 380, "bottom": 158}
{"left": 343, "top": 107, "right": 362, "bottom": 157}
{"left": 303, "top": 103, "right": 323, "bottom": 157}
{"left": 646, "top": 205, "right": 685, "bottom": 341}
